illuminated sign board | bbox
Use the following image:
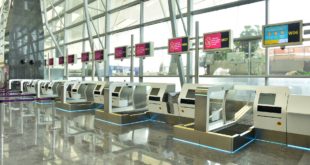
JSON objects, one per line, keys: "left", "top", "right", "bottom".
{"left": 81, "top": 52, "right": 90, "bottom": 62}
{"left": 48, "top": 58, "right": 54, "bottom": 66}
{"left": 135, "top": 42, "right": 154, "bottom": 58}
{"left": 115, "top": 46, "right": 129, "bottom": 59}
{"left": 67, "top": 54, "right": 75, "bottom": 64}
{"left": 168, "top": 37, "right": 189, "bottom": 55}
{"left": 58, "top": 56, "right": 64, "bottom": 65}
{"left": 203, "top": 30, "right": 231, "bottom": 52}
{"left": 94, "top": 50, "right": 104, "bottom": 61}
{"left": 263, "top": 20, "right": 303, "bottom": 47}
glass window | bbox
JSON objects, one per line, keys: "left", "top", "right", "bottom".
{"left": 67, "top": 0, "right": 83, "bottom": 10}
{"left": 142, "top": 49, "right": 173, "bottom": 76}
{"left": 89, "top": 0, "right": 106, "bottom": 17}
{"left": 269, "top": 78, "right": 310, "bottom": 95}
{"left": 269, "top": 0, "right": 310, "bottom": 76}
{"left": 67, "top": 24, "right": 84, "bottom": 43}
{"left": 193, "top": 0, "right": 238, "bottom": 11}
{"left": 110, "top": 5, "right": 140, "bottom": 31}
{"left": 67, "top": 8, "right": 84, "bottom": 26}
{"left": 144, "top": 22, "right": 172, "bottom": 47}
{"left": 144, "top": 0, "right": 169, "bottom": 23}
{"left": 111, "top": 0, "right": 136, "bottom": 9}
{"left": 194, "top": 1, "right": 266, "bottom": 76}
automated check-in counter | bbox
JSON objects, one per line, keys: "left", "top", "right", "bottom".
{"left": 111, "top": 85, "right": 134, "bottom": 108}
{"left": 178, "top": 84, "right": 216, "bottom": 118}
{"left": 174, "top": 85, "right": 256, "bottom": 153}
{"left": 37, "top": 80, "right": 67, "bottom": 98}
{"left": 27, "top": 80, "right": 40, "bottom": 94}
{"left": 38, "top": 81, "right": 50, "bottom": 96}
{"left": 93, "top": 82, "right": 106, "bottom": 104}
{"left": 56, "top": 81, "right": 98, "bottom": 112}
{"left": 9, "top": 79, "right": 35, "bottom": 93}
{"left": 70, "top": 82, "right": 84, "bottom": 101}
{"left": 95, "top": 82, "right": 149, "bottom": 125}
{"left": 46, "top": 80, "right": 66, "bottom": 97}
{"left": 147, "top": 83, "right": 176, "bottom": 115}
{"left": 286, "top": 95, "right": 310, "bottom": 149}
{"left": 253, "top": 86, "right": 289, "bottom": 143}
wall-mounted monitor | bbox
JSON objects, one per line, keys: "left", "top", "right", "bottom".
{"left": 203, "top": 30, "right": 232, "bottom": 52}
{"left": 115, "top": 46, "right": 129, "bottom": 59}
{"left": 135, "top": 42, "right": 154, "bottom": 58}
{"left": 168, "top": 37, "right": 189, "bottom": 55}
{"left": 263, "top": 20, "right": 303, "bottom": 47}
{"left": 67, "top": 54, "right": 76, "bottom": 64}
{"left": 81, "top": 52, "right": 90, "bottom": 63}
{"left": 94, "top": 50, "right": 104, "bottom": 61}
{"left": 58, "top": 56, "right": 64, "bottom": 65}
{"left": 48, "top": 58, "right": 54, "bottom": 66}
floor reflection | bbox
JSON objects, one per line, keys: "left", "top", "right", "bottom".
{"left": 2, "top": 103, "right": 310, "bottom": 165}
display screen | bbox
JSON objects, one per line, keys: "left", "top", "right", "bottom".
{"left": 150, "top": 88, "right": 160, "bottom": 96}
{"left": 168, "top": 37, "right": 189, "bottom": 54}
{"left": 81, "top": 52, "right": 90, "bottom": 62}
{"left": 114, "top": 87, "right": 122, "bottom": 93}
{"left": 94, "top": 50, "right": 104, "bottom": 61}
{"left": 203, "top": 30, "right": 231, "bottom": 51}
{"left": 186, "top": 89, "right": 196, "bottom": 99}
{"left": 95, "top": 85, "right": 101, "bottom": 90}
{"left": 115, "top": 46, "right": 128, "bottom": 59}
{"left": 135, "top": 42, "right": 153, "bottom": 57}
{"left": 263, "top": 21, "right": 302, "bottom": 47}
{"left": 48, "top": 58, "right": 54, "bottom": 66}
{"left": 258, "top": 93, "right": 276, "bottom": 105}
{"left": 58, "top": 57, "right": 64, "bottom": 65}
{"left": 67, "top": 54, "right": 75, "bottom": 64}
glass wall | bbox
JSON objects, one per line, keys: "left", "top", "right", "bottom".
{"left": 41, "top": 0, "right": 310, "bottom": 94}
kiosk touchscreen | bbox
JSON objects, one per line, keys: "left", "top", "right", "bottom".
{"left": 93, "top": 83, "right": 105, "bottom": 104}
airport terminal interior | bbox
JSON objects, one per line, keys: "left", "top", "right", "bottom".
{"left": 0, "top": 0, "right": 309, "bottom": 164}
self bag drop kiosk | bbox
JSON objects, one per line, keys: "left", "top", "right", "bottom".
{"left": 254, "top": 86, "right": 310, "bottom": 150}
{"left": 147, "top": 83, "right": 193, "bottom": 124}
{"left": 174, "top": 85, "right": 255, "bottom": 153}
{"left": 95, "top": 82, "right": 150, "bottom": 125}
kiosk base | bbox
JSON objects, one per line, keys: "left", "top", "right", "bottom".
{"left": 95, "top": 110, "right": 149, "bottom": 126}
{"left": 173, "top": 123, "right": 255, "bottom": 153}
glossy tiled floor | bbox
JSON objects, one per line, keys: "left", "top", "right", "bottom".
{"left": 2, "top": 105, "right": 310, "bottom": 165}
